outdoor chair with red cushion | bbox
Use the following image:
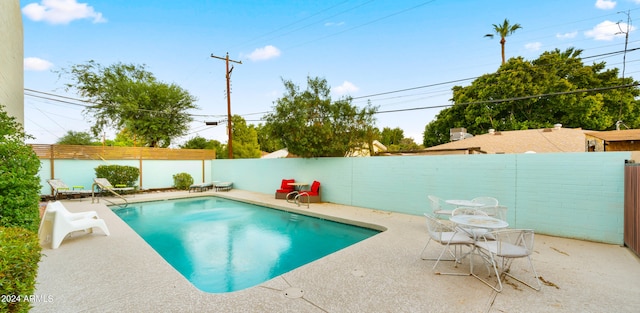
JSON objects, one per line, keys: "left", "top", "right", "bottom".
{"left": 275, "top": 179, "right": 295, "bottom": 199}
{"left": 297, "top": 180, "right": 321, "bottom": 203}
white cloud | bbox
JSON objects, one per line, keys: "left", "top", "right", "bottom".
{"left": 524, "top": 42, "right": 542, "bottom": 51}
{"left": 22, "top": 0, "right": 107, "bottom": 25}
{"left": 246, "top": 45, "right": 281, "bottom": 62}
{"left": 556, "top": 31, "right": 578, "bottom": 39}
{"left": 595, "top": 0, "right": 616, "bottom": 9}
{"left": 585, "top": 20, "right": 634, "bottom": 40}
{"left": 333, "top": 81, "right": 359, "bottom": 96}
{"left": 325, "top": 21, "right": 345, "bottom": 27}
{"left": 24, "top": 57, "right": 54, "bottom": 71}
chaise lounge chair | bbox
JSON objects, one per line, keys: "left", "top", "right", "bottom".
{"left": 215, "top": 182, "right": 233, "bottom": 191}
{"left": 93, "top": 178, "right": 135, "bottom": 196}
{"left": 47, "top": 179, "right": 93, "bottom": 200}
{"left": 189, "top": 182, "right": 215, "bottom": 192}
{"left": 38, "top": 201, "right": 110, "bottom": 249}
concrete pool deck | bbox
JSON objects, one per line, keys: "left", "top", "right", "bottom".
{"left": 33, "top": 189, "right": 640, "bottom": 312}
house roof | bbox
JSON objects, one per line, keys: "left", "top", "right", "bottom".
{"left": 425, "top": 127, "right": 588, "bottom": 154}
{"left": 585, "top": 129, "right": 640, "bottom": 141}
{"left": 346, "top": 140, "right": 388, "bottom": 157}
{"left": 261, "top": 148, "right": 291, "bottom": 159}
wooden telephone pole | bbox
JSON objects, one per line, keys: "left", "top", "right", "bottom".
{"left": 211, "top": 52, "right": 242, "bottom": 159}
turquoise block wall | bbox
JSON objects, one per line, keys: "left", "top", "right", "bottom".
{"left": 36, "top": 152, "right": 631, "bottom": 244}
{"left": 212, "top": 152, "right": 631, "bottom": 244}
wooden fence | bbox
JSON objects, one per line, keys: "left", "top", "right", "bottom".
{"left": 30, "top": 144, "right": 216, "bottom": 160}
{"left": 31, "top": 145, "right": 216, "bottom": 193}
{"left": 625, "top": 163, "right": 640, "bottom": 257}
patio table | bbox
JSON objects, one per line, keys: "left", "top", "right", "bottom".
{"left": 445, "top": 199, "right": 486, "bottom": 207}
{"left": 287, "top": 182, "right": 309, "bottom": 191}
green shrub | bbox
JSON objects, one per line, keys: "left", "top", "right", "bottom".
{"left": 173, "top": 172, "right": 194, "bottom": 190}
{"left": 94, "top": 165, "right": 139, "bottom": 187}
{"left": 0, "top": 105, "right": 41, "bottom": 232}
{"left": 0, "top": 226, "right": 42, "bottom": 313}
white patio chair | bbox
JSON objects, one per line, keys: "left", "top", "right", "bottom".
{"left": 428, "top": 195, "right": 453, "bottom": 217}
{"left": 472, "top": 229, "right": 542, "bottom": 292}
{"left": 420, "top": 213, "right": 474, "bottom": 275}
{"left": 38, "top": 201, "right": 110, "bottom": 249}
{"left": 478, "top": 205, "right": 508, "bottom": 221}
{"left": 471, "top": 196, "right": 499, "bottom": 207}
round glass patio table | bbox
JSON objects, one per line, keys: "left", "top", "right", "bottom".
{"left": 445, "top": 199, "right": 486, "bottom": 207}
{"left": 449, "top": 215, "right": 509, "bottom": 230}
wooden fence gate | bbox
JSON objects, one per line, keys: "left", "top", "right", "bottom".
{"left": 624, "top": 163, "right": 640, "bottom": 257}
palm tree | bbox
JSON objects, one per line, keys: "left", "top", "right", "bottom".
{"left": 485, "top": 18, "right": 522, "bottom": 65}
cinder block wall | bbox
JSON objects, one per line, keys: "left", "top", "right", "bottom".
{"left": 212, "top": 152, "right": 631, "bottom": 244}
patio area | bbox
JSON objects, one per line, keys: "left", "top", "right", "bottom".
{"left": 33, "top": 189, "right": 640, "bottom": 312}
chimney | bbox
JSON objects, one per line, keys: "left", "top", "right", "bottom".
{"left": 554, "top": 123, "right": 562, "bottom": 130}
{"left": 488, "top": 129, "right": 495, "bottom": 135}
{"left": 450, "top": 127, "right": 467, "bottom": 141}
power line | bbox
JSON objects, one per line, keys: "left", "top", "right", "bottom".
{"left": 24, "top": 45, "right": 640, "bottom": 121}
{"left": 351, "top": 77, "right": 476, "bottom": 100}
{"left": 227, "top": 0, "right": 360, "bottom": 51}
{"left": 375, "top": 83, "right": 640, "bottom": 114}
{"left": 285, "top": 0, "right": 437, "bottom": 50}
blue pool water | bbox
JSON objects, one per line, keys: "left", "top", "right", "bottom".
{"left": 112, "top": 197, "right": 380, "bottom": 293}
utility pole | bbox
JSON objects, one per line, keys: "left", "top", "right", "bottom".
{"left": 211, "top": 52, "right": 242, "bottom": 159}
{"left": 617, "top": 10, "right": 632, "bottom": 79}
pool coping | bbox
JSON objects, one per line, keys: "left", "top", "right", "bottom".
{"left": 33, "top": 189, "right": 640, "bottom": 312}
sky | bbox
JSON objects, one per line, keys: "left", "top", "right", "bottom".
{"left": 20, "top": 0, "right": 640, "bottom": 146}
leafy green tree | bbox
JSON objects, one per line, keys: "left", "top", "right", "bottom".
{"left": 255, "top": 123, "right": 284, "bottom": 153}
{"left": 0, "top": 105, "right": 41, "bottom": 232}
{"left": 180, "top": 136, "right": 226, "bottom": 159}
{"left": 265, "top": 76, "right": 378, "bottom": 158}
{"left": 58, "top": 61, "right": 198, "bottom": 147}
{"left": 485, "top": 18, "right": 522, "bottom": 65}
{"left": 423, "top": 48, "right": 640, "bottom": 147}
{"left": 397, "top": 138, "right": 422, "bottom": 151}
{"left": 109, "top": 129, "right": 137, "bottom": 146}
{"left": 380, "top": 127, "right": 404, "bottom": 147}
{"left": 57, "top": 130, "right": 99, "bottom": 145}
{"left": 230, "top": 115, "right": 261, "bottom": 159}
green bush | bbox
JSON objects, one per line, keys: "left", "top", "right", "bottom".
{"left": 0, "top": 105, "right": 41, "bottom": 232}
{"left": 94, "top": 165, "right": 139, "bottom": 187}
{"left": 0, "top": 226, "right": 42, "bottom": 313}
{"left": 173, "top": 172, "right": 194, "bottom": 190}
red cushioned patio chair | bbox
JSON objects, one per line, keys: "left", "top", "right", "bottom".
{"left": 275, "top": 178, "right": 295, "bottom": 199}
{"left": 297, "top": 180, "right": 321, "bottom": 205}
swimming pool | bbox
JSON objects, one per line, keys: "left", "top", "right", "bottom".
{"left": 112, "top": 197, "right": 380, "bottom": 293}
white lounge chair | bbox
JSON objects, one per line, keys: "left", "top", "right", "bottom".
{"left": 47, "top": 179, "right": 93, "bottom": 200}
{"left": 38, "top": 201, "right": 110, "bottom": 249}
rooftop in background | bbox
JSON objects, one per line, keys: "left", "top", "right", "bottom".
{"left": 585, "top": 129, "right": 640, "bottom": 141}
{"left": 425, "top": 125, "right": 589, "bottom": 154}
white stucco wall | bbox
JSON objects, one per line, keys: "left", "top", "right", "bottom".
{"left": 0, "top": 0, "right": 24, "bottom": 124}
